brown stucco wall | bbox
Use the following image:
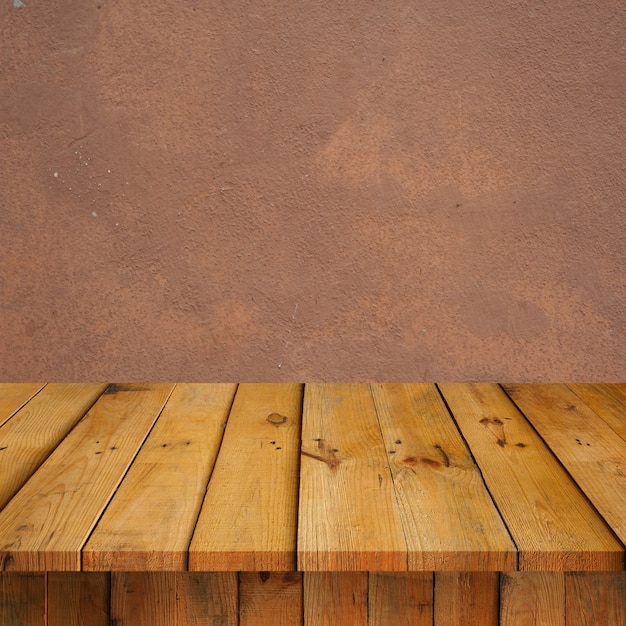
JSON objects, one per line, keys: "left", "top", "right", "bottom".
{"left": 1, "top": 1, "right": 624, "bottom": 381}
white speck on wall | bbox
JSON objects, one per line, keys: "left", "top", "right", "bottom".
{"left": 13, "top": 0, "right": 25, "bottom": 8}
{"left": 107, "top": 169, "right": 111, "bottom": 174}
{"left": 92, "top": 211, "right": 97, "bottom": 217}
{"left": 53, "top": 172, "right": 59, "bottom": 178}
{"left": 422, "top": 328, "right": 427, "bottom": 333}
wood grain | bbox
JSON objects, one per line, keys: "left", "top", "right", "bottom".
{"left": 434, "top": 572, "right": 499, "bottom": 626}
{"left": 298, "top": 384, "right": 407, "bottom": 571}
{"left": 304, "top": 572, "right": 367, "bottom": 626}
{"left": 0, "top": 383, "right": 106, "bottom": 511}
{"left": 239, "top": 572, "right": 303, "bottom": 626}
{"left": 48, "top": 572, "right": 110, "bottom": 626}
{"left": 0, "top": 384, "right": 45, "bottom": 429}
{"left": 84, "top": 384, "right": 237, "bottom": 570}
{"left": 439, "top": 383, "right": 623, "bottom": 570}
{"left": 504, "top": 384, "right": 626, "bottom": 545}
{"left": 177, "top": 572, "right": 238, "bottom": 626}
{"left": 0, "top": 384, "right": 174, "bottom": 570}
{"left": 500, "top": 572, "right": 565, "bottom": 626}
{"left": 369, "top": 572, "right": 433, "bottom": 626}
{"left": 567, "top": 383, "right": 626, "bottom": 440}
{"left": 189, "top": 384, "right": 303, "bottom": 571}
{"left": 111, "top": 572, "right": 176, "bottom": 626}
{"left": 0, "top": 573, "right": 45, "bottom": 626}
{"left": 565, "top": 572, "right": 626, "bottom": 626}
{"left": 372, "top": 383, "right": 516, "bottom": 570}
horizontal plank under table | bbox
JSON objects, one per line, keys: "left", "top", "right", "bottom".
{"left": 0, "top": 384, "right": 624, "bottom": 573}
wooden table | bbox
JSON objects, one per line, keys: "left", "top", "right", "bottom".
{"left": 0, "top": 383, "right": 624, "bottom": 624}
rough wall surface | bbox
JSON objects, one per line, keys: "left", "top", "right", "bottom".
{"left": 0, "top": 0, "right": 624, "bottom": 381}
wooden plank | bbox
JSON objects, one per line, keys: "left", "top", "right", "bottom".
{"left": 503, "top": 384, "right": 626, "bottom": 545}
{"left": 567, "top": 384, "right": 626, "bottom": 440}
{"left": 0, "top": 573, "right": 46, "bottom": 626}
{"left": 111, "top": 572, "right": 176, "bottom": 626}
{"left": 368, "top": 573, "right": 433, "bottom": 626}
{"left": 0, "top": 384, "right": 174, "bottom": 571}
{"left": 239, "top": 572, "right": 303, "bottom": 626}
{"left": 0, "top": 384, "right": 45, "bottom": 428}
{"left": 439, "top": 383, "right": 623, "bottom": 570}
{"left": 84, "top": 384, "right": 237, "bottom": 571}
{"left": 298, "top": 384, "right": 407, "bottom": 571}
{"left": 177, "top": 572, "right": 238, "bottom": 626}
{"left": 434, "top": 572, "right": 499, "bottom": 626}
{"left": 304, "top": 572, "right": 367, "bottom": 626}
{"left": 48, "top": 572, "right": 110, "bottom": 626}
{"left": 565, "top": 572, "right": 626, "bottom": 626}
{"left": 189, "top": 383, "right": 303, "bottom": 571}
{"left": 0, "top": 383, "right": 107, "bottom": 511}
{"left": 500, "top": 572, "right": 565, "bottom": 626}
{"left": 371, "top": 383, "right": 516, "bottom": 571}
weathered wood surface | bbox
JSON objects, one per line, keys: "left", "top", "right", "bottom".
{"left": 83, "top": 384, "right": 237, "bottom": 570}
{"left": 0, "top": 383, "right": 624, "bottom": 573}
{"left": 0, "top": 384, "right": 174, "bottom": 570}
{"left": 439, "top": 383, "right": 623, "bottom": 571}
{"left": 298, "top": 384, "right": 407, "bottom": 571}
{"left": 504, "top": 383, "right": 626, "bottom": 546}
{"left": 188, "top": 383, "right": 303, "bottom": 571}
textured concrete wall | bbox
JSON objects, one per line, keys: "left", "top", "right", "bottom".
{"left": 1, "top": 0, "right": 624, "bottom": 381}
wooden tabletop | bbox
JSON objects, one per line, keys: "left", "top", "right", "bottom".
{"left": 0, "top": 383, "right": 624, "bottom": 573}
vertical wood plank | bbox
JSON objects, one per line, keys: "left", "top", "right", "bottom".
{"left": 368, "top": 572, "right": 433, "bottom": 626}
{"left": 503, "top": 384, "right": 626, "bottom": 545}
{"left": 177, "top": 572, "right": 238, "bottom": 626}
{"left": 0, "top": 383, "right": 107, "bottom": 511}
{"left": 304, "top": 572, "right": 367, "bottom": 626}
{"left": 439, "top": 383, "right": 622, "bottom": 571}
{"left": 298, "top": 384, "right": 407, "bottom": 571}
{"left": 565, "top": 572, "right": 626, "bottom": 626}
{"left": 48, "top": 572, "right": 110, "bottom": 626}
{"left": 500, "top": 572, "right": 565, "bottom": 626}
{"left": 239, "top": 572, "right": 303, "bottom": 626}
{"left": 567, "top": 384, "right": 626, "bottom": 440}
{"left": 0, "top": 384, "right": 45, "bottom": 429}
{"left": 189, "top": 384, "right": 303, "bottom": 571}
{"left": 111, "top": 572, "right": 176, "bottom": 626}
{"left": 84, "top": 384, "right": 237, "bottom": 570}
{"left": 434, "top": 572, "right": 499, "bottom": 626}
{"left": 0, "top": 384, "right": 174, "bottom": 570}
{"left": 372, "top": 384, "right": 516, "bottom": 570}
{"left": 0, "top": 573, "right": 46, "bottom": 626}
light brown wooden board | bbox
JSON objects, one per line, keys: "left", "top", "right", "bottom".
{"left": 0, "top": 572, "right": 45, "bottom": 626}
{"left": 304, "top": 572, "right": 368, "bottom": 626}
{"left": 434, "top": 572, "right": 499, "bottom": 626}
{"left": 239, "top": 572, "right": 303, "bottom": 626}
{"left": 504, "top": 383, "right": 626, "bottom": 546}
{"left": 439, "top": 383, "right": 623, "bottom": 571}
{"left": 48, "top": 572, "right": 110, "bottom": 626}
{"left": 565, "top": 572, "right": 626, "bottom": 626}
{"left": 0, "top": 384, "right": 45, "bottom": 429}
{"left": 500, "top": 572, "right": 565, "bottom": 626}
{"left": 111, "top": 572, "right": 176, "bottom": 626}
{"left": 372, "top": 383, "right": 516, "bottom": 570}
{"left": 567, "top": 383, "right": 626, "bottom": 441}
{"left": 177, "top": 572, "right": 238, "bottom": 626}
{"left": 0, "top": 384, "right": 174, "bottom": 571}
{"left": 189, "top": 384, "right": 303, "bottom": 571}
{"left": 298, "top": 384, "right": 407, "bottom": 571}
{"left": 368, "top": 572, "right": 433, "bottom": 626}
{"left": 0, "top": 383, "right": 106, "bottom": 512}
{"left": 84, "top": 384, "right": 237, "bottom": 571}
